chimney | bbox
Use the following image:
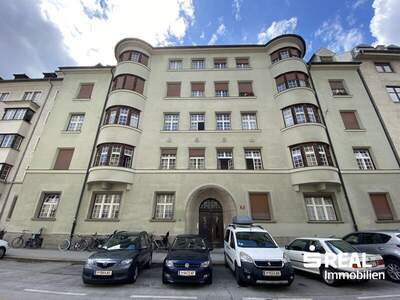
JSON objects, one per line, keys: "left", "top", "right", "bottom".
{"left": 43, "top": 72, "right": 57, "bottom": 79}
{"left": 13, "top": 74, "right": 30, "bottom": 80}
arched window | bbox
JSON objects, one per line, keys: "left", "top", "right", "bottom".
{"left": 119, "top": 50, "right": 149, "bottom": 66}
{"left": 103, "top": 106, "right": 140, "bottom": 128}
{"left": 111, "top": 74, "right": 145, "bottom": 95}
{"left": 271, "top": 47, "right": 301, "bottom": 63}
{"left": 282, "top": 104, "right": 321, "bottom": 127}
{"left": 275, "top": 72, "right": 310, "bottom": 93}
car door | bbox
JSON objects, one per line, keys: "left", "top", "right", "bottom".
{"left": 304, "top": 240, "right": 325, "bottom": 274}
{"left": 343, "top": 233, "right": 364, "bottom": 251}
{"left": 138, "top": 234, "right": 149, "bottom": 266}
{"left": 360, "top": 233, "right": 390, "bottom": 255}
{"left": 285, "top": 239, "right": 308, "bottom": 270}
{"left": 225, "top": 230, "right": 236, "bottom": 270}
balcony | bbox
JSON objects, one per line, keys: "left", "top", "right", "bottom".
{"left": 274, "top": 87, "right": 317, "bottom": 109}
{"left": 270, "top": 57, "right": 307, "bottom": 79}
{"left": 98, "top": 124, "right": 141, "bottom": 145}
{"left": 0, "top": 119, "right": 31, "bottom": 136}
{"left": 290, "top": 166, "right": 341, "bottom": 188}
{"left": 107, "top": 89, "right": 146, "bottom": 111}
{"left": 87, "top": 166, "right": 134, "bottom": 186}
{"left": 281, "top": 123, "right": 328, "bottom": 147}
{"left": 0, "top": 148, "right": 19, "bottom": 165}
{"left": 114, "top": 61, "right": 150, "bottom": 80}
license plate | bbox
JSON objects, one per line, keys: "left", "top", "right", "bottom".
{"left": 263, "top": 270, "right": 281, "bottom": 277}
{"left": 178, "top": 270, "right": 196, "bottom": 276}
{"left": 95, "top": 270, "right": 112, "bottom": 276}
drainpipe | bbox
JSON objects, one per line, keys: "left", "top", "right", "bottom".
{"left": 0, "top": 79, "right": 55, "bottom": 221}
{"left": 307, "top": 66, "right": 358, "bottom": 231}
{"left": 68, "top": 67, "right": 115, "bottom": 243}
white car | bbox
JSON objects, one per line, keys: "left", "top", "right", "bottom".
{"left": 0, "top": 239, "right": 8, "bottom": 259}
{"left": 284, "top": 237, "right": 385, "bottom": 285}
{"left": 224, "top": 217, "right": 294, "bottom": 286}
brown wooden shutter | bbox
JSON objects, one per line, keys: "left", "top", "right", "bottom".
{"left": 114, "top": 76, "right": 125, "bottom": 90}
{"left": 140, "top": 54, "right": 149, "bottom": 66}
{"left": 249, "top": 193, "right": 271, "bottom": 220}
{"left": 191, "top": 82, "right": 204, "bottom": 91}
{"left": 124, "top": 75, "right": 135, "bottom": 90}
{"left": 135, "top": 77, "right": 145, "bottom": 94}
{"left": 286, "top": 72, "right": 297, "bottom": 80}
{"left": 270, "top": 51, "right": 279, "bottom": 61}
{"left": 329, "top": 80, "right": 344, "bottom": 90}
{"left": 215, "top": 82, "right": 228, "bottom": 90}
{"left": 161, "top": 148, "right": 177, "bottom": 155}
{"left": 54, "top": 148, "right": 74, "bottom": 170}
{"left": 167, "top": 83, "right": 181, "bottom": 97}
{"left": 370, "top": 194, "right": 393, "bottom": 220}
{"left": 236, "top": 58, "right": 249, "bottom": 64}
{"left": 189, "top": 148, "right": 205, "bottom": 157}
{"left": 275, "top": 75, "right": 285, "bottom": 85}
{"left": 214, "top": 58, "right": 226, "bottom": 64}
{"left": 290, "top": 48, "right": 300, "bottom": 57}
{"left": 340, "top": 111, "right": 360, "bottom": 129}
{"left": 120, "top": 51, "right": 131, "bottom": 61}
{"left": 77, "top": 83, "right": 94, "bottom": 99}
{"left": 238, "top": 82, "right": 253, "bottom": 95}
{"left": 297, "top": 72, "right": 307, "bottom": 81}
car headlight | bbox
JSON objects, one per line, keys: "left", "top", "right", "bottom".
{"left": 85, "top": 259, "right": 96, "bottom": 266}
{"left": 240, "top": 252, "right": 253, "bottom": 263}
{"left": 200, "top": 260, "right": 210, "bottom": 268}
{"left": 120, "top": 258, "right": 133, "bottom": 266}
{"left": 165, "top": 260, "right": 174, "bottom": 268}
{"left": 283, "top": 253, "right": 291, "bottom": 264}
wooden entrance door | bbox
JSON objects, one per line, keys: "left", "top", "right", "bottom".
{"left": 199, "top": 198, "right": 224, "bottom": 248}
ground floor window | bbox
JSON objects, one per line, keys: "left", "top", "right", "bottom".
{"left": 37, "top": 193, "right": 61, "bottom": 219}
{"left": 304, "top": 195, "right": 337, "bottom": 221}
{"left": 90, "top": 193, "right": 121, "bottom": 220}
{"left": 249, "top": 193, "right": 271, "bottom": 220}
{"left": 369, "top": 193, "right": 393, "bottom": 220}
{"left": 153, "top": 193, "right": 175, "bottom": 220}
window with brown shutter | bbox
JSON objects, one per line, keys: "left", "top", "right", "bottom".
{"left": 249, "top": 193, "right": 271, "bottom": 220}
{"left": 77, "top": 83, "right": 94, "bottom": 99}
{"left": 135, "top": 77, "right": 145, "bottom": 94}
{"left": 329, "top": 80, "right": 348, "bottom": 95}
{"left": 189, "top": 148, "right": 205, "bottom": 156}
{"left": 54, "top": 148, "right": 74, "bottom": 170}
{"left": 370, "top": 193, "right": 393, "bottom": 220}
{"left": 340, "top": 111, "right": 360, "bottom": 129}
{"left": 167, "top": 83, "right": 181, "bottom": 97}
{"left": 236, "top": 58, "right": 249, "bottom": 68}
{"left": 112, "top": 74, "right": 145, "bottom": 95}
{"left": 238, "top": 82, "right": 254, "bottom": 96}
{"left": 215, "top": 82, "right": 229, "bottom": 97}
{"left": 191, "top": 82, "right": 204, "bottom": 93}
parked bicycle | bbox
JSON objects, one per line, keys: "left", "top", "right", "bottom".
{"left": 58, "top": 235, "right": 89, "bottom": 251}
{"left": 11, "top": 228, "right": 44, "bottom": 249}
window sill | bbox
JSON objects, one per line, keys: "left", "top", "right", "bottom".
{"left": 332, "top": 94, "right": 353, "bottom": 98}
{"left": 101, "top": 124, "right": 142, "bottom": 133}
{"left": 31, "top": 217, "right": 56, "bottom": 222}
{"left": 164, "top": 96, "right": 257, "bottom": 101}
{"left": 72, "top": 98, "right": 91, "bottom": 101}
{"left": 281, "top": 122, "right": 325, "bottom": 132}
{"left": 269, "top": 57, "right": 304, "bottom": 68}
{"left": 307, "top": 220, "right": 344, "bottom": 224}
{"left": 85, "top": 218, "right": 120, "bottom": 222}
{"left": 118, "top": 60, "right": 151, "bottom": 72}
{"left": 166, "top": 67, "right": 252, "bottom": 72}
{"left": 109, "top": 89, "right": 147, "bottom": 100}
{"left": 344, "top": 129, "right": 366, "bottom": 132}
{"left": 274, "top": 87, "right": 314, "bottom": 98}
{"left": 150, "top": 219, "right": 176, "bottom": 222}
{"left": 375, "top": 219, "right": 400, "bottom": 223}
{"left": 61, "top": 130, "right": 81, "bottom": 134}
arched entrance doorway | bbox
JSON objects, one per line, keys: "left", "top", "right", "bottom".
{"left": 199, "top": 199, "right": 224, "bottom": 248}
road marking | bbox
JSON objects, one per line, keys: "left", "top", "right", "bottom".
{"left": 243, "top": 298, "right": 312, "bottom": 300}
{"left": 130, "top": 296, "right": 198, "bottom": 300}
{"left": 24, "top": 289, "right": 87, "bottom": 296}
{"left": 358, "top": 295, "right": 400, "bottom": 299}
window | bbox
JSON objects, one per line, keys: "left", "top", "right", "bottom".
{"left": 90, "top": 193, "right": 121, "bottom": 220}
{"left": 160, "top": 148, "right": 176, "bottom": 169}
{"left": 282, "top": 104, "right": 321, "bottom": 127}
{"left": 270, "top": 47, "right": 301, "bottom": 63}
{"left": 22, "top": 91, "right": 41, "bottom": 101}
{"left": 238, "top": 82, "right": 254, "bottom": 97}
{"left": 154, "top": 193, "right": 175, "bottom": 220}
{"left": 77, "top": 84, "right": 94, "bottom": 99}
{"left": 290, "top": 143, "right": 333, "bottom": 168}
{"left": 241, "top": 113, "right": 257, "bottom": 130}
{"left": 340, "top": 111, "right": 360, "bottom": 129}
{"left": 386, "top": 86, "right": 400, "bottom": 102}
{"left": 37, "top": 193, "right": 60, "bottom": 219}
{"left": 169, "top": 59, "right": 182, "bottom": 70}
{"left": 245, "top": 149, "right": 263, "bottom": 170}
{"left": 236, "top": 58, "right": 249, "bottom": 68}
{"left": 2, "top": 108, "right": 34, "bottom": 122}
{"left": 370, "top": 193, "right": 393, "bottom": 220}
{"left": 329, "top": 80, "right": 348, "bottom": 96}
{"left": 354, "top": 149, "right": 375, "bottom": 170}
{"left": 163, "top": 113, "right": 179, "bottom": 131}
{"left": 275, "top": 72, "right": 310, "bottom": 93}
{"left": 0, "top": 134, "right": 22, "bottom": 150}
{"left": 249, "top": 193, "right": 271, "bottom": 220}
{"left": 166, "top": 82, "right": 181, "bottom": 97}
{"left": 67, "top": 114, "right": 85, "bottom": 131}
{"left": 190, "top": 113, "right": 205, "bottom": 130}
{"left": 0, "top": 164, "right": 12, "bottom": 181}
{"left": 189, "top": 148, "right": 205, "bottom": 169}
{"left": 0, "top": 92, "right": 9, "bottom": 101}
{"left": 119, "top": 50, "right": 149, "bottom": 66}
{"left": 305, "top": 195, "right": 337, "bottom": 221}
{"left": 216, "top": 113, "right": 231, "bottom": 130}
{"left": 217, "top": 149, "right": 233, "bottom": 170}
{"left": 94, "top": 143, "right": 134, "bottom": 168}
{"left": 104, "top": 106, "right": 140, "bottom": 128}
{"left": 111, "top": 74, "right": 145, "bottom": 95}
{"left": 53, "top": 148, "right": 74, "bottom": 170}
{"left": 214, "top": 58, "right": 227, "bottom": 69}
{"left": 191, "top": 82, "right": 205, "bottom": 97}
{"left": 192, "top": 59, "right": 205, "bottom": 69}
{"left": 375, "top": 62, "right": 393, "bottom": 73}
{"left": 215, "top": 82, "right": 229, "bottom": 97}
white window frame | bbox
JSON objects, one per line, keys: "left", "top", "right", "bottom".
{"left": 217, "top": 150, "right": 233, "bottom": 169}
{"left": 241, "top": 113, "right": 257, "bottom": 130}
{"left": 169, "top": 60, "right": 182, "bottom": 70}
{"left": 354, "top": 149, "right": 375, "bottom": 170}
{"left": 163, "top": 114, "right": 179, "bottom": 131}
{"left": 386, "top": 86, "right": 400, "bottom": 102}
{"left": 160, "top": 153, "right": 176, "bottom": 169}
{"left": 245, "top": 149, "right": 263, "bottom": 170}
{"left": 304, "top": 145, "right": 318, "bottom": 166}
{"left": 0, "top": 92, "right": 9, "bottom": 101}
{"left": 216, "top": 113, "right": 231, "bottom": 130}
{"left": 67, "top": 114, "right": 85, "bottom": 131}
{"left": 192, "top": 59, "right": 205, "bottom": 70}
{"left": 283, "top": 108, "right": 294, "bottom": 127}
{"left": 190, "top": 113, "right": 205, "bottom": 130}
{"left": 189, "top": 156, "right": 205, "bottom": 169}
{"left": 291, "top": 147, "right": 304, "bottom": 168}
{"left": 91, "top": 193, "right": 121, "bottom": 219}
{"left": 23, "top": 91, "right": 41, "bottom": 101}
{"left": 154, "top": 193, "right": 175, "bottom": 220}
{"left": 305, "top": 196, "right": 337, "bottom": 221}
{"left": 38, "top": 193, "right": 60, "bottom": 219}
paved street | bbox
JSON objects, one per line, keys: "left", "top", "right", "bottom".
{"left": 0, "top": 260, "right": 399, "bottom": 300}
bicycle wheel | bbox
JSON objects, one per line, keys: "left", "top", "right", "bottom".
{"left": 58, "top": 239, "right": 71, "bottom": 251}
{"left": 87, "top": 237, "right": 98, "bottom": 251}
{"left": 11, "top": 237, "right": 24, "bottom": 248}
{"left": 75, "top": 239, "right": 89, "bottom": 251}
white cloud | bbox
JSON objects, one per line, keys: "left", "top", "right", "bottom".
{"left": 208, "top": 23, "right": 226, "bottom": 45}
{"left": 370, "top": 0, "right": 400, "bottom": 46}
{"left": 353, "top": 0, "right": 368, "bottom": 9}
{"left": 315, "top": 17, "right": 363, "bottom": 52}
{"left": 38, "top": 0, "right": 195, "bottom": 65}
{"left": 233, "top": 0, "right": 242, "bottom": 21}
{"left": 200, "top": 31, "right": 205, "bottom": 39}
{"left": 257, "top": 17, "right": 297, "bottom": 44}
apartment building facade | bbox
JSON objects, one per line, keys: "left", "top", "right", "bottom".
{"left": 1, "top": 34, "right": 399, "bottom": 248}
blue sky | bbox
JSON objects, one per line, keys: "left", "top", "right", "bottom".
{"left": 0, "top": 0, "right": 399, "bottom": 79}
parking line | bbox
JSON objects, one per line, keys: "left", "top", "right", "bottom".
{"left": 24, "top": 289, "right": 87, "bottom": 296}
{"left": 130, "top": 296, "right": 198, "bottom": 300}
{"left": 358, "top": 295, "right": 400, "bottom": 299}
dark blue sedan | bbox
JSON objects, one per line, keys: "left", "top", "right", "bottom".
{"left": 162, "top": 235, "right": 212, "bottom": 284}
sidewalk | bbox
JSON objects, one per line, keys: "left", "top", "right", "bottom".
{"left": 4, "top": 248, "right": 225, "bottom": 265}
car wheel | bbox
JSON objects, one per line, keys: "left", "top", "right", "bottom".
{"left": 235, "top": 263, "right": 247, "bottom": 287}
{"left": 386, "top": 259, "right": 400, "bottom": 283}
{"left": 129, "top": 265, "right": 139, "bottom": 283}
{"left": 205, "top": 274, "right": 213, "bottom": 285}
{"left": 0, "top": 247, "right": 5, "bottom": 259}
{"left": 320, "top": 266, "right": 339, "bottom": 286}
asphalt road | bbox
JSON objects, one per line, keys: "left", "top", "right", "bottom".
{"left": 0, "top": 260, "right": 399, "bottom": 300}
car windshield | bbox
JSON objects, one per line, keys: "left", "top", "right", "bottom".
{"left": 236, "top": 232, "right": 277, "bottom": 248}
{"left": 172, "top": 237, "right": 207, "bottom": 250}
{"left": 326, "top": 240, "right": 360, "bottom": 254}
{"left": 103, "top": 233, "right": 140, "bottom": 251}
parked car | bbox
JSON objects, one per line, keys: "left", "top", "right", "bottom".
{"left": 285, "top": 237, "right": 385, "bottom": 286}
{"left": 0, "top": 239, "right": 8, "bottom": 259}
{"left": 343, "top": 230, "right": 400, "bottom": 282}
{"left": 162, "top": 234, "right": 212, "bottom": 284}
{"left": 82, "top": 231, "right": 152, "bottom": 284}
{"left": 224, "top": 216, "right": 294, "bottom": 286}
